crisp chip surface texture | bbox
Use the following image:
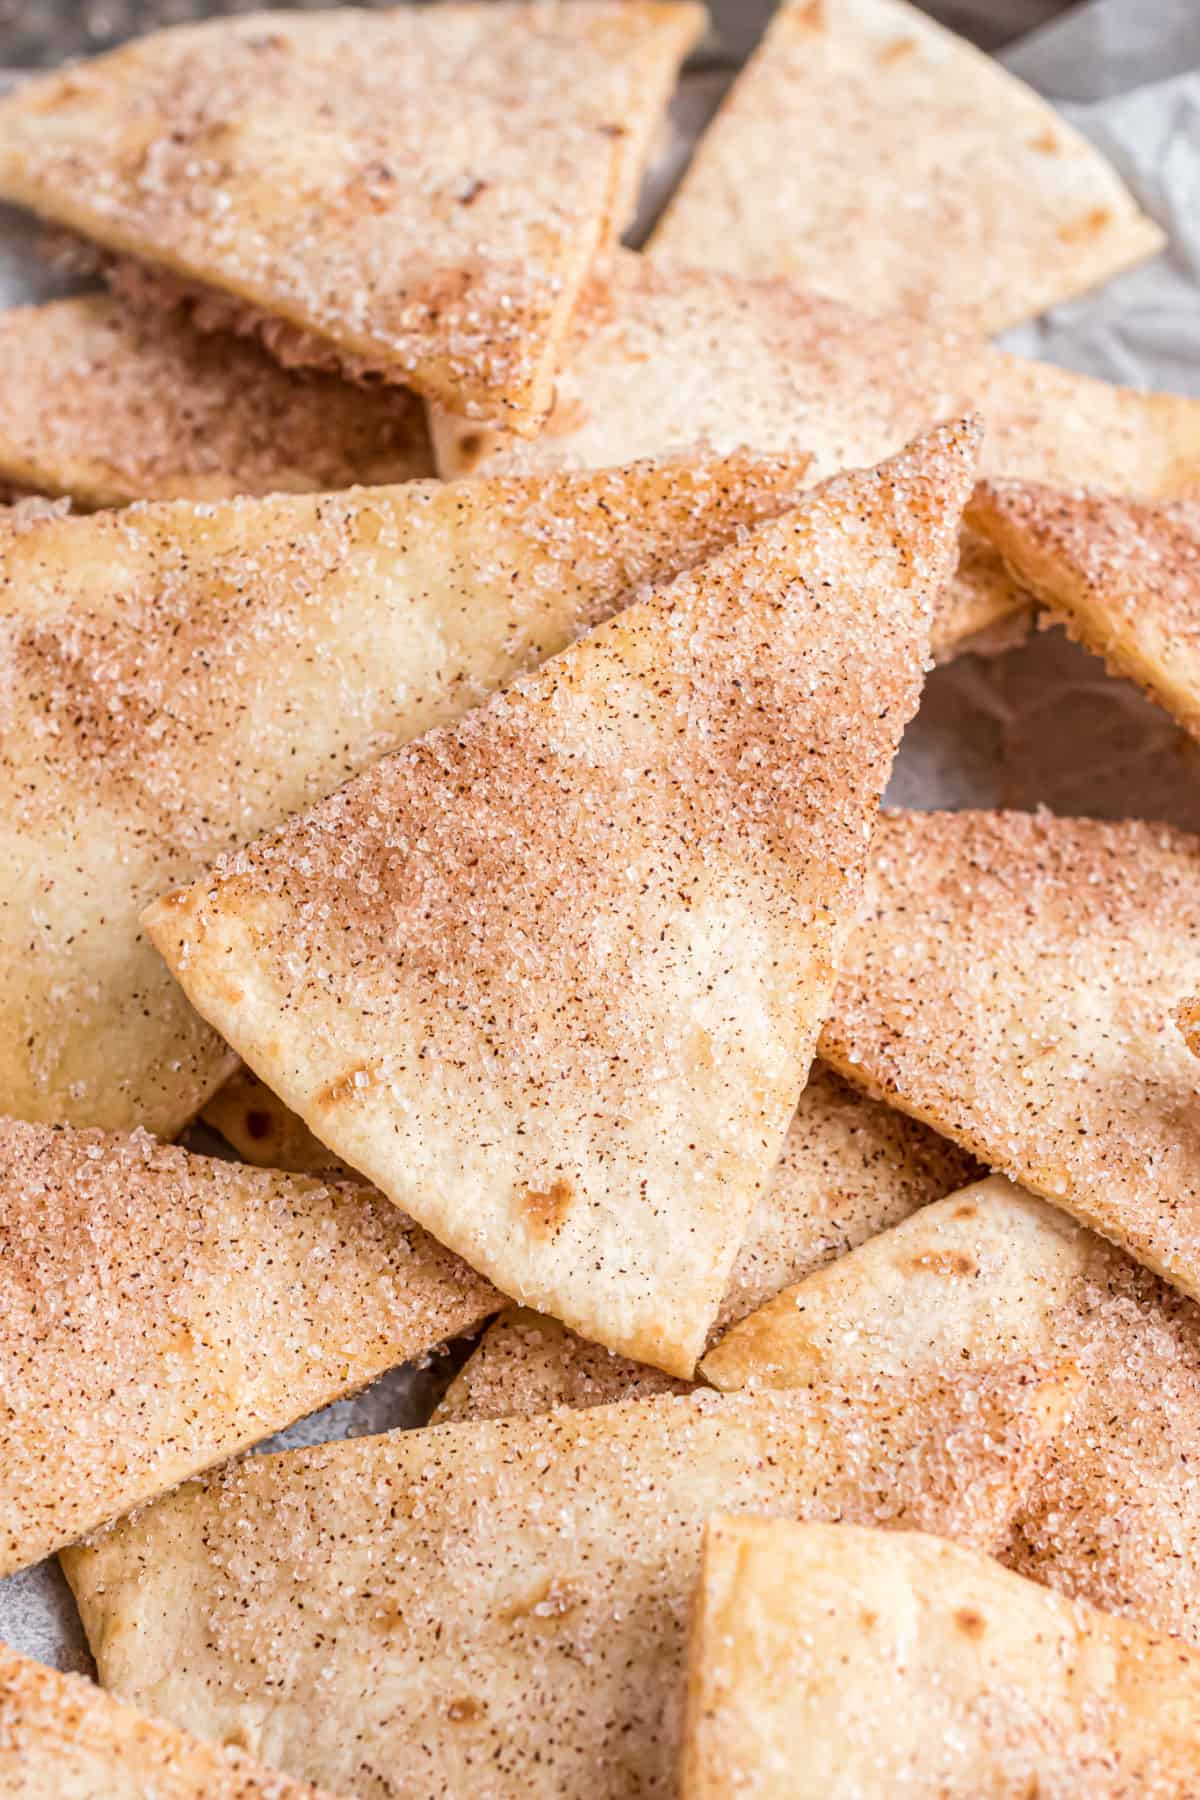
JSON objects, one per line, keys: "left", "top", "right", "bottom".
{"left": 682, "top": 1517, "right": 1200, "bottom": 1799}
{"left": 650, "top": 0, "right": 1162, "bottom": 332}
{"left": 145, "top": 424, "right": 974, "bottom": 1373}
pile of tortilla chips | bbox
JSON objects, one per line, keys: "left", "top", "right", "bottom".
{"left": 1, "top": 5, "right": 1199, "bottom": 1796}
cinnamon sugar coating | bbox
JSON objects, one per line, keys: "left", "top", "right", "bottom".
{"left": 0, "top": 295, "right": 433, "bottom": 506}
{"left": 435, "top": 1062, "right": 976, "bottom": 1420}
{"left": 145, "top": 423, "right": 976, "bottom": 1375}
{"left": 64, "top": 1367, "right": 1068, "bottom": 1799}
{"left": 0, "top": 1115, "right": 497, "bottom": 1575}
{"left": 0, "top": 4, "right": 703, "bottom": 429}
{"left": 0, "top": 450, "right": 812, "bottom": 1132}
{"left": 969, "top": 479, "right": 1200, "bottom": 741}
{"left": 649, "top": 0, "right": 1162, "bottom": 332}
{"left": 434, "top": 257, "right": 1200, "bottom": 651}
{"left": 0, "top": 1640, "right": 334, "bottom": 1797}
{"left": 820, "top": 809, "right": 1200, "bottom": 1306}
{"left": 704, "top": 1178, "right": 1200, "bottom": 1651}
{"left": 683, "top": 1518, "right": 1200, "bottom": 1799}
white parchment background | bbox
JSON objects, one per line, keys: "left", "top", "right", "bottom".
{"left": 1, "top": 0, "right": 1199, "bottom": 1671}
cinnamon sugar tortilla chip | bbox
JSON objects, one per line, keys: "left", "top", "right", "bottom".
{"left": 682, "top": 1517, "right": 1200, "bottom": 1800}
{"left": 0, "top": 295, "right": 432, "bottom": 506}
{"left": 649, "top": 0, "right": 1163, "bottom": 334}
{"left": 968, "top": 480, "right": 1200, "bottom": 741}
{"left": 819, "top": 810, "right": 1200, "bottom": 1311}
{"left": 145, "top": 423, "right": 975, "bottom": 1375}
{"left": 0, "top": 5, "right": 702, "bottom": 431}
{"left": 432, "top": 260, "right": 1199, "bottom": 651}
{"left": 434, "top": 1062, "right": 976, "bottom": 1419}
{"left": 63, "top": 1365, "right": 1071, "bottom": 1799}
{"left": 0, "top": 1641, "right": 333, "bottom": 1799}
{"left": 0, "top": 450, "right": 813, "bottom": 1133}
{"left": 0, "top": 1115, "right": 497, "bottom": 1576}
{"left": 704, "top": 1177, "right": 1200, "bottom": 1643}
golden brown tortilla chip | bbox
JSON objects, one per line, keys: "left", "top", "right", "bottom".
{"left": 0, "top": 4, "right": 702, "bottom": 430}
{"left": 0, "top": 1641, "right": 333, "bottom": 1798}
{"left": 0, "top": 295, "right": 433, "bottom": 506}
{"left": 650, "top": 0, "right": 1162, "bottom": 332}
{"left": 682, "top": 1517, "right": 1200, "bottom": 1799}
{"left": 433, "top": 1061, "right": 976, "bottom": 1420}
{"left": 968, "top": 479, "right": 1200, "bottom": 740}
{"left": 819, "top": 810, "right": 1200, "bottom": 1310}
{"left": 0, "top": 1115, "right": 497, "bottom": 1575}
{"left": 703, "top": 1176, "right": 1200, "bottom": 1644}
{"left": 145, "top": 424, "right": 975, "bottom": 1374}
{"left": 63, "top": 1365, "right": 1071, "bottom": 1799}
{"left": 0, "top": 450, "right": 813, "bottom": 1133}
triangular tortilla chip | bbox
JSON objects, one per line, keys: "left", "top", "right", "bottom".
{"left": 433, "top": 1061, "right": 977, "bottom": 1419}
{"left": 683, "top": 1517, "right": 1200, "bottom": 1800}
{"left": 431, "top": 258, "right": 1199, "bottom": 651}
{"left": 649, "top": 0, "right": 1162, "bottom": 333}
{"left": 0, "top": 1641, "right": 333, "bottom": 1799}
{"left": 145, "top": 422, "right": 975, "bottom": 1374}
{"left": 0, "top": 449, "right": 813, "bottom": 1134}
{"left": 0, "top": 4, "right": 702, "bottom": 431}
{"left": 63, "top": 1362, "right": 1071, "bottom": 1799}
{"left": 968, "top": 479, "right": 1200, "bottom": 740}
{"left": 702, "top": 1178, "right": 1200, "bottom": 1648}
{"left": 819, "top": 809, "right": 1200, "bottom": 1307}
{"left": 0, "top": 295, "right": 432, "bottom": 506}
{"left": 0, "top": 1115, "right": 497, "bottom": 1576}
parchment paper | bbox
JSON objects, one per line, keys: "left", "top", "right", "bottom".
{"left": 2, "top": 0, "right": 1199, "bottom": 1674}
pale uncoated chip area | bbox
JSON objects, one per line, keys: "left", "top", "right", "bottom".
{"left": 968, "top": 479, "right": 1200, "bottom": 742}
{"left": 649, "top": 0, "right": 1163, "bottom": 334}
{"left": 144, "top": 424, "right": 975, "bottom": 1376}
{"left": 681, "top": 1518, "right": 1200, "bottom": 1800}
{"left": 0, "top": 4, "right": 703, "bottom": 429}
{"left": 819, "top": 809, "right": 1200, "bottom": 1308}
{"left": 0, "top": 1117, "right": 498, "bottom": 1578}
{"left": 63, "top": 1370, "right": 1069, "bottom": 1800}
{"left": 0, "top": 294, "right": 434, "bottom": 507}
{"left": 0, "top": 451, "right": 815, "bottom": 1135}
{"left": 703, "top": 1177, "right": 1200, "bottom": 1646}
{"left": 433, "top": 1062, "right": 977, "bottom": 1420}
{"left": 0, "top": 1640, "right": 333, "bottom": 1799}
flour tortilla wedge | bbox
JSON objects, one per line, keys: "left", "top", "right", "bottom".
{"left": 0, "top": 5, "right": 702, "bottom": 431}
{"left": 63, "top": 1361, "right": 1072, "bottom": 1800}
{"left": 0, "top": 451, "right": 813, "bottom": 1134}
{"left": 968, "top": 480, "right": 1200, "bottom": 741}
{"left": 682, "top": 1518, "right": 1200, "bottom": 1800}
{"left": 0, "top": 1115, "right": 497, "bottom": 1576}
{"left": 0, "top": 1642, "right": 333, "bottom": 1799}
{"left": 705, "top": 1173, "right": 1200, "bottom": 1650}
{"left": 649, "top": 0, "right": 1162, "bottom": 334}
{"left": 145, "top": 422, "right": 975, "bottom": 1374}
{"left": 431, "top": 259, "right": 1200, "bottom": 651}
{"left": 0, "top": 295, "right": 432, "bottom": 506}
{"left": 819, "top": 809, "right": 1200, "bottom": 1309}
{"left": 433, "top": 1062, "right": 976, "bottom": 1419}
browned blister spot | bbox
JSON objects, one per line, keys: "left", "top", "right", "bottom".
{"left": 317, "top": 1063, "right": 377, "bottom": 1109}
{"left": 1030, "top": 127, "right": 1059, "bottom": 154}
{"left": 503, "top": 1575, "right": 584, "bottom": 1627}
{"left": 877, "top": 35, "right": 917, "bottom": 64}
{"left": 1058, "top": 206, "right": 1113, "bottom": 243}
{"left": 905, "top": 1249, "right": 978, "bottom": 1278}
{"left": 955, "top": 1606, "right": 987, "bottom": 1638}
{"left": 517, "top": 1177, "right": 574, "bottom": 1238}
{"left": 447, "top": 1696, "right": 484, "bottom": 1724}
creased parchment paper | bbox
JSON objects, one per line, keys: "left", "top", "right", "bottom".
{"left": 1, "top": 0, "right": 1199, "bottom": 1672}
